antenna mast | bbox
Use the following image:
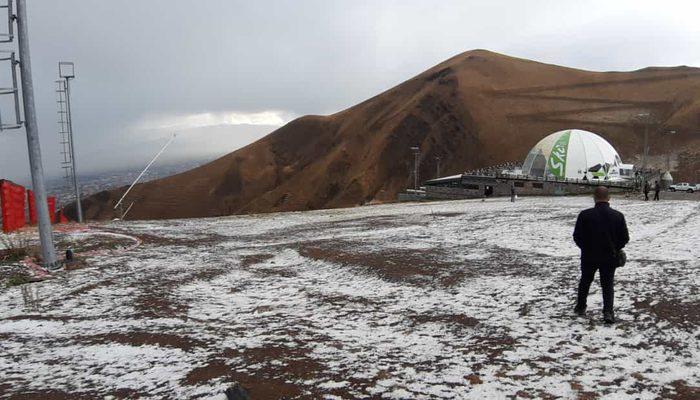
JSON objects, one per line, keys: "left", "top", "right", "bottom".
{"left": 113, "top": 134, "right": 176, "bottom": 218}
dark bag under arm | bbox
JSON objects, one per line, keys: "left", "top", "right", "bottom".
{"left": 598, "top": 207, "right": 627, "bottom": 268}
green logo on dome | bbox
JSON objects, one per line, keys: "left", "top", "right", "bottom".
{"left": 548, "top": 130, "right": 570, "bottom": 178}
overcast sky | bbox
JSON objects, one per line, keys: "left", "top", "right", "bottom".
{"left": 0, "top": 0, "right": 698, "bottom": 184}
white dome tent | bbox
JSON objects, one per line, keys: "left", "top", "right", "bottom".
{"left": 521, "top": 129, "right": 634, "bottom": 181}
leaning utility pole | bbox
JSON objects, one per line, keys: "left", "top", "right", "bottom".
{"left": 16, "top": 0, "right": 57, "bottom": 267}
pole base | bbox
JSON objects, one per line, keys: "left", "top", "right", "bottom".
{"left": 45, "top": 260, "right": 64, "bottom": 272}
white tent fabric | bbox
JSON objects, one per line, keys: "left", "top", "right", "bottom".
{"left": 521, "top": 129, "right": 627, "bottom": 180}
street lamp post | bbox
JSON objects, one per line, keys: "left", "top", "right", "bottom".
{"left": 410, "top": 146, "right": 420, "bottom": 190}
{"left": 633, "top": 113, "right": 655, "bottom": 171}
{"left": 16, "top": 0, "right": 57, "bottom": 267}
{"left": 662, "top": 130, "right": 676, "bottom": 172}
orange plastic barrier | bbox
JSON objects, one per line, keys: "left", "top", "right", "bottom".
{"left": 57, "top": 209, "right": 69, "bottom": 224}
{"left": 48, "top": 196, "right": 56, "bottom": 223}
{"left": 27, "top": 190, "right": 56, "bottom": 226}
{"left": 0, "top": 180, "right": 26, "bottom": 233}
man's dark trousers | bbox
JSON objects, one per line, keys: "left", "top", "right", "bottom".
{"left": 573, "top": 201, "right": 629, "bottom": 316}
{"left": 654, "top": 191, "right": 660, "bottom": 201}
{"left": 577, "top": 265, "right": 615, "bottom": 312}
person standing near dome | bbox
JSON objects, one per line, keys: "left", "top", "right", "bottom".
{"left": 643, "top": 181, "right": 650, "bottom": 201}
{"left": 573, "top": 186, "right": 629, "bottom": 324}
{"left": 653, "top": 180, "right": 661, "bottom": 201}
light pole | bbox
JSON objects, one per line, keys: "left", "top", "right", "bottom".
{"left": 410, "top": 146, "right": 420, "bottom": 190}
{"left": 58, "top": 61, "right": 83, "bottom": 223}
{"left": 16, "top": 0, "right": 57, "bottom": 267}
{"left": 661, "top": 130, "right": 676, "bottom": 172}
{"left": 634, "top": 113, "right": 653, "bottom": 170}
{"left": 435, "top": 156, "right": 441, "bottom": 178}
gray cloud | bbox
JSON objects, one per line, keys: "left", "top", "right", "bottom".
{"left": 1, "top": 0, "right": 698, "bottom": 184}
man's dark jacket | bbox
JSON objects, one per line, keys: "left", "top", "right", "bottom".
{"left": 573, "top": 202, "right": 629, "bottom": 267}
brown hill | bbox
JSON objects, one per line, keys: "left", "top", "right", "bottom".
{"left": 76, "top": 50, "right": 700, "bottom": 220}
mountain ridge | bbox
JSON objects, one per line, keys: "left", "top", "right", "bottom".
{"left": 73, "top": 49, "right": 700, "bottom": 220}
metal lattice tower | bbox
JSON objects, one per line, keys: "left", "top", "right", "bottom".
{"left": 56, "top": 61, "right": 83, "bottom": 222}
{"left": 0, "top": 49, "right": 21, "bottom": 130}
{"left": 56, "top": 80, "right": 73, "bottom": 195}
{"left": 0, "top": 1, "right": 21, "bottom": 130}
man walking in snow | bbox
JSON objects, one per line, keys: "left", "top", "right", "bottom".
{"left": 573, "top": 187, "right": 629, "bottom": 324}
{"left": 653, "top": 180, "right": 661, "bottom": 201}
{"left": 643, "top": 181, "right": 650, "bottom": 201}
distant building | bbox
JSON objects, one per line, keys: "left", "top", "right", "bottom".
{"left": 521, "top": 129, "right": 634, "bottom": 182}
{"left": 415, "top": 129, "right": 634, "bottom": 201}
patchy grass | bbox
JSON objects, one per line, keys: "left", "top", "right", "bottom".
{"left": 0, "top": 235, "right": 30, "bottom": 264}
{"left": 6, "top": 272, "right": 32, "bottom": 287}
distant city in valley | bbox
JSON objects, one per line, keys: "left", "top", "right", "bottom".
{"left": 45, "top": 158, "right": 210, "bottom": 207}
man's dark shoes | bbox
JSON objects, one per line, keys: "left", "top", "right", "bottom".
{"left": 603, "top": 311, "right": 615, "bottom": 324}
{"left": 574, "top": 305, "right": 586, "bottom": 317}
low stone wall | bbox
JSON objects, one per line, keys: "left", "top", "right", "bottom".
{"left": 397, "top": 192, "right": 427, "bottom": 202}
{"left": 424, "top": 176, "right": 631, "bottom": 200}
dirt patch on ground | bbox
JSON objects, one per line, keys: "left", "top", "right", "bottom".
{"left": 62, "top": 258, "right": 92, "bottom": 271}
{"left": 429, "top": 212, "right": 466, "bottom": 218}
{"left": 271, "top": 215, "right": 407, "bottom": 242}
{"left": 234, "top": 253, "right": 298, "bottom": 278}
{"left": 408, "top": 312, "right": 480, "bottom": 329}
{"left": 298, "top": 241, "right": 463, "bottom": 286}
{"left": 0, "top": 389, "right": 108, "bottom": 400}
{"left": 569, "top": 381, "right": 598, "bottom": 400}
{"left": 184, "top": 359, "right": 230, "bottom": 385}
{"left": 305, "top": 291, "right": 382, "bottom": 308}
{"left": 106, "top": 229, "right": 226, "bottom": 248}
{"left": 77, "top": 331, "right": 206, "bottom": 352}
{"left": 133, "top": 292, "right": 190, "bottom": 319}
{"left": 466, "top": 335, "right": 518, "bottom": 363}
{"left": 660, "top": 380, "right": 700, "bottom": 400}
{"left": 0, "top": 384, "right": 144, "bottom": 400}
{"left": 131, "top": 263, "right": 234, "bottom": 318}
{"left": 253, "top": 267, "right": 298, "bottom": 279}
{"left": 65, "top": 279, "right": 114, "bottom": 298}
{"left": 189, "top": 265, "right": 233, "bottom": 282}
{"left": 224, "top": 346, "right": 325, "bottom": 381}
{"left": 211, "top": 370, "right": 306, "bottom": 399}
{"left": 2, "top": 314, "right": 75, "bottom": 322}
{"left": 240, "top": 254, "right": 275, "bottom": 268}
{"left": 634, "top": 299, "right": 700, "bottom": 330}
{"left": 183, "top": 345, "right": 326, "bottom": 399}
{"left": 56, "top": 234, "right": 136, "bottom": 254}
{"left": 327, "top": 215, "right": 407, "bottom": 231}
{"left": 129, "top": 271, "right": 194, "bottom": 318}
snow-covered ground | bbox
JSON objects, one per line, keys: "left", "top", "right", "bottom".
{"left": 0, "top": 196, "right": 698, "bottom": 399}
